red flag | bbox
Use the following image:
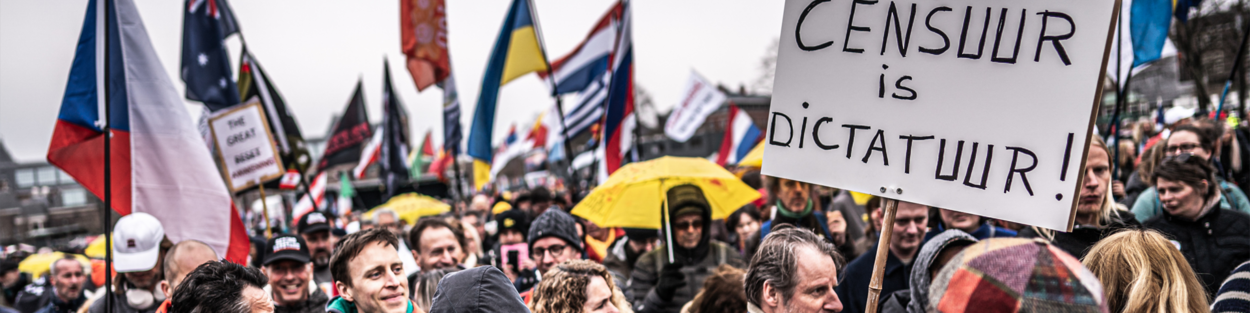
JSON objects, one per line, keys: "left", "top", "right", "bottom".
{"left": 420, "top": 131, "right": 436, "bottom": 157}
{"left": 400, "top": 0, "right": 450, "bottom": 91}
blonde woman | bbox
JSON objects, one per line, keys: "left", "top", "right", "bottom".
{"left": 1083, "top": 229, "right": 1210, "bottom": 313}
{"left": 530, "top": 260, "right": 633, "bottom": 313}
{"left": 1019, "top": 136, "right": 1143, "bottom": 259}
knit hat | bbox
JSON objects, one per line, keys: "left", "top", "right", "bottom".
{"left": 495, "top": 209, "right": 530, "bottom": 237}
{"left": 1213, "top": 261, "right": 1250, "bottom": 312}
{"left": 528, "top": 209, "right": 583, "bottom": 252}
{"left": 929, "top": 238, "right": 1108, "bottom": 313}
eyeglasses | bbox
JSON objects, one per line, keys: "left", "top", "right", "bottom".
{"left": 531, "top": 244, "right": 568, "bottom": 259}
{"left": 1167, "top": 143, "right": 1202, "bottom": 154}
{"left": 673, "top": 220, "right": 703, "bottom": 231}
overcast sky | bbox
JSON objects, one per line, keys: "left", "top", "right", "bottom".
{"left": 0, "top": 0, "right": 783, "bottom": 163}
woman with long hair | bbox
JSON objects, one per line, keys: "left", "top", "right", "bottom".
{"left": 1082, "top": 229, "right": 1210, "bottom": 313}
{"left": 529, "top": 260, "right": 633, "bottom": 313}
{"left": 1019, "top": 136, "right": 1142, "bottom": 259}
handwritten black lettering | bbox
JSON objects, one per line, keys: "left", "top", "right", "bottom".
{"left": 842, "top": 124, "right": 872, "bottom": 159}
{"left": 919, "top": 6, "right": 953, "bottom": 55}
{"left": 843, "top": 0, "right": 878, "bottom": 53}
{"left": 770, "top": 112, "right": 794, "bottom": 147}
{"left": 1005, "top": 146, "right": 1037, "bottom": 195}
{"left": 899, "top": 135, "right": 934, "bottom": 174}
{"left": 797, "top": 0, "right": 834, "bottom": 51}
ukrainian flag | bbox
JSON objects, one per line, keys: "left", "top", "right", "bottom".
{"left": 468, "top": 0, "right": 550, "bottom": 191}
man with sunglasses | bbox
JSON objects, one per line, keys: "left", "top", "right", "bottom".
{"left": 630, "top": 185, "right": 745, "bottom": 313}
{"left": 835, "top": 200, "right": 929, "bottom": 313}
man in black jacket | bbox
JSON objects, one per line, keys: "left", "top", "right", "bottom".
{"left": 262, "top": 235, "right": 329, "bottom": 313}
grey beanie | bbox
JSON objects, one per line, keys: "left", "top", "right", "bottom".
{"left": 528, "top": 209, "right": 584, "bottom": 252}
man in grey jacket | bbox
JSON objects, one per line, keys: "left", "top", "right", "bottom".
{"left": 631, "top": 185, "right": 744, "bottom": 313}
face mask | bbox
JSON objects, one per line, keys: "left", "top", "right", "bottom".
{"left": 126, "top": 287, "right": 162, "bottom": 309}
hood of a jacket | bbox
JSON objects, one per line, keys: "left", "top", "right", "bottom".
{"left": 664, "top": 184, "right": 713, "bottom": 265}
{"left": 906, "top": 229, "right": 976, "bottom": 313}
{"left": 428, "top": 266, "right": 530, "bottom": 313}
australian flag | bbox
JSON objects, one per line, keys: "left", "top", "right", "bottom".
{"left": 181, "top": 0, "right": 240, "bottom": 110}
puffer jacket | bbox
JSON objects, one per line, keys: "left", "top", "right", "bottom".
{"left": 629, "top": 242, "right": 743, "bottom": 313}
{"left": 1145, "top": 206, "right": 1250, "bottom": 297}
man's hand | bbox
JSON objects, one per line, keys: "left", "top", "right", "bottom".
{"left": 1112, "top": 180, "right": 1126, "bottom": 199}
{"left": 654, "top": 261, "right": 686, "bottom": 302}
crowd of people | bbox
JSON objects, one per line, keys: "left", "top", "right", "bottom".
{"left": 5, "top": 110, "right": 1250, "bottom": 313}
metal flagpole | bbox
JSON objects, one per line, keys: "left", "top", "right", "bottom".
{"left": 528, "top": 0, "right": 585, "bottom": 197}
{"left": 101, "top": 0, "right": 114, "bottom": 311}
{"left": 1109, "top": 4, "right": 1126, "bottom": 180}
{"left": 1215, "top": 18, "right": 1250, "bottom": 119}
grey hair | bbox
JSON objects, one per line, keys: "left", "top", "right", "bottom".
{"left": 744, "top": 226, "right": 843, "bottom": 307}
{"left": 373, "top": 208, "right": 400, "bottom": 224}
{"left": 48, "top": 256, "right": 84, "bottom": 277}
{"left": 413, "top": 268, "right": 459, "bottom": 311}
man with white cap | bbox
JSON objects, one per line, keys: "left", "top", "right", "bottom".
{"left": 88, "top": 212, "right": 171, "bottom": 313}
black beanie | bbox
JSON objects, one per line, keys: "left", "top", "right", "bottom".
{"left": 528, "top": 209, "right": 583, "bottom": 252}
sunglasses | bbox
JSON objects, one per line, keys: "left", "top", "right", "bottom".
{"left": 673, "top": 220, "right": 704, "bottom": 231}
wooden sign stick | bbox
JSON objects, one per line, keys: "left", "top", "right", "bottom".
{"left": 865, "top": 198, "right": 899, "bottom": 313}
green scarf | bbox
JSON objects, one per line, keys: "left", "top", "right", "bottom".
{"left": 775, "top": 199, "right": 813, "bottom": 219}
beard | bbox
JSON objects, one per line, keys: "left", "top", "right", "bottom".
{"left": 312, "top": 250, "right": 331, "bottom": 268}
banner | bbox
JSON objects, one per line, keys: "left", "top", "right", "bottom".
{"left": 209, "top": 101, "right": 285, "bottom": 192}
{"left": 665, "top": 71, "right": 727, "bottom": 143}
{"left": 762, "top": 0, "right": 1118, "bottom": 231}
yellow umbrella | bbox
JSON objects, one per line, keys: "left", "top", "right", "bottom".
{"left": 19, "top": 252, "right": 90, "bottom": 280}
{"left": 572, "top": 156, "right": 761, "bottom": 229}
{"left": 737, "top": 141, "right": 766, "bottom": 167}
{"left": 363, "top": 193, "right": 451, "bottom": 225}
{"left": 85, "top": 235, "right": 109, "bottom": 259}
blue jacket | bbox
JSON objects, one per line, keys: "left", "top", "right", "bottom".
{"left": 923, "top": 223, "right": 1016, "bottom": 242}
{"left": 759, "top": 211, "right": 834, "bottom": 241}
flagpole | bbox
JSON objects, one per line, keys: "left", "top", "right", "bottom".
{"left": 100, "top": 0, "right": 115, "bottom": 311}
{"left": 451, "top": 153, "right": 467, "bottom": 204}
{"left": 1215, "top": 18, "right": 1250, "bottom": 120}
{"left": 527, "top": 0, "right": 584, "bottom": 197}
{"left": 1109, "top": 4, "right": 1125, "bottom": 180}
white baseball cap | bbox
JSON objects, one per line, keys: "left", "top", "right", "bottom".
{"left": 112, "top": 212, "right": 165, "bottom": 273}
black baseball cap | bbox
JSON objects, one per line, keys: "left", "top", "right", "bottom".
{"left": 298, "top": 211, "right": 332, "bottom": 234}
{"left": 263, "top": 235, "right": 311, "bottom": 266}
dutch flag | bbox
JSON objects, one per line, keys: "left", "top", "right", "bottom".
{"left": 716, "top": 105, "right": 763, "bottom": 166}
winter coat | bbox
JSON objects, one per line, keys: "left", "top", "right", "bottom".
{"left": 1118, "top": 172, "right": 1149, "bottom": 207}
{"left": 32, "top": 292, "right": 84, "bottom": 313}
{"left": 273, "top": 287, "right": 330, "bottom": 313}
{"left": 325, "top": 296, "right": 413, "bottom": 313}
{"left": 428, "top": 266, "right": 530, "bottom": 313}
{"left": 1145, "top": 206, "right": 1250, "bottom": 297}
{"left": 629, "top": 242, "right": 744, "bottom": 313}
{"left": 836, "top": 244, "right": 917, "bottom": 313}
{"left": 1132, "top": 180, "right": 1250, "bottom": 222}
{"left": 1017, "top": 209, "right": 1141, "bottom": 259}
{"left": 13, "top": 278, "right": 51, "bottom": 313}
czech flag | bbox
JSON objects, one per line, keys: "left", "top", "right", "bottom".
{"left": 716, "top": 105, "right": 763, "bottom": 166}
{"left": 47, "top": 0, "right": 249, "bottom": 263}
{"left": 467, "top": 0, "right": 549, "bottom": 191}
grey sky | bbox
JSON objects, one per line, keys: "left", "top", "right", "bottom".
{"left": 0, "top": 0, "right": 782, "bottom": 163}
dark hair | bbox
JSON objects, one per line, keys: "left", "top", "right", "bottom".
{"left": 409, "top": 217, "right": 467, "bottom": 255}
{"left": 741, "top": 171, "right": 763, "bottom": 190}
{"left": 1152, "top": 154, "right": 1219, "bottom": 199}
{"left": 169, "top": 261, "right": 267, "bottom": 313}
{"left": 726, "top": 206, "right": 762, "bottom": 231}
{"left": 530, "top": 187, "right": 552, "bottom": 203}
{"left": 1172, "top": 124, "right": 1218, "bottom": 152}
{"left": 765, "top": 176, "right": 811, "bottom": 205}
{"left": 691, "top": 265, "right": 748, "bottom": 313}
{"left": 331, "top": 228, "right": 400, "bottom": 287}
{"left": 744, "top": 226, "right": 844, "bottom": 307}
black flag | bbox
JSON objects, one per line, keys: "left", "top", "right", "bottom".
{"left": 380, "top": 59, "right": 411, "bottom": 199}
{"left": 319, "top": 81, "right": 372, "bottom": 171}
{"left": 238, "top": 48, "right": 311, "bottom": 172}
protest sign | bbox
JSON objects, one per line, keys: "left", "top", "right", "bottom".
{"left": 665, "top": 71, "right": 727, "bottom": 142}
{"left": 210, "top": 100, "right": 286, "bottom": 192}
{"left": 762, "top": 0, "right": 1119, "bottom": 231}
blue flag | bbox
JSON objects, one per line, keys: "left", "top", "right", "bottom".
{"left": 1130, "top": 0, "right": 1172, "bottom": 67}
{"left": 181, "top": 0, "right": 240, "bottom": 110}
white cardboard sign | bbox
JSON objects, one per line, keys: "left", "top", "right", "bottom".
{"left": 210, "top": 101, "right": 285, "bottom": 192}
{"left": 762, "top": 0, "right": 1118, "bottom": 231}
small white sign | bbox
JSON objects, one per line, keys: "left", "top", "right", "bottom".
{"left": 762, "top": 0, "right": 1118, "bottom": 231}
{"left": 665, "top": 71, "right": 728, "bottom": 142}
{"left": 210, "top": 101, "right": 285, "bottom": 192}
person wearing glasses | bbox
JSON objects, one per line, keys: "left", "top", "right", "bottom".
{"left": 630, "top": 185, "right": 745, "bottom": 313}
{"left": 1143, "top": 153, "right": 1250, "bottom": 297}
{"left": 514, "top": 208, "right": 586, "bottom": 303}
{"left": 835, "top": 200, "right": 928, "bottom": 313}
{"left": 1132, "top": 123, "right": 1250, "bottom": 222}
